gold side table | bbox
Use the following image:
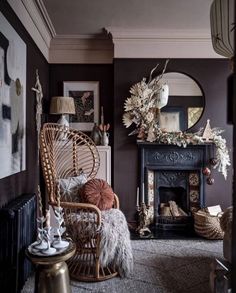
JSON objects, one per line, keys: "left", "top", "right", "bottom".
{"left": 26, "top": 242, "right": 76, "bottom": 293}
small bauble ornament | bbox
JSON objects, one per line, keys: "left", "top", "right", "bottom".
{"left": 202, "top": 167, "right": 211, "bottom": 176}
{"left": 209, "top": 158, "right": 217, "bottom": 166}
{"left": 206, "top": 177, "right": 215, "bottom": 185}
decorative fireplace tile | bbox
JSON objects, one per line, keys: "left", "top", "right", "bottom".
{"left": 189, "top": 173, "right": 199, "bottom": 186}
{"left": 189, "top": 190, "right": 199, "bottom": 203}
{"left": 189, "top": 172, "right": 200, "bottom": 211}
{"left": 148, "top": 170, "right": 154, "bottom": 224}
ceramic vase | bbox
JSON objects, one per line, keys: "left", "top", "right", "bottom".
{"left": 100, "top": 131, "right": 109, "bottom": 146}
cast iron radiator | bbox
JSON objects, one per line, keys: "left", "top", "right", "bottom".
{"left": 0, "top": 193, "right": 36, "bottom": 293}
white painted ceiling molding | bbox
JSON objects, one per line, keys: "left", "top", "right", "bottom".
{"left": 7, "top": 0, "right": 55, "bottom": 61}
{"left": 49, "top": 35, "right": 113, "bottom": 64}
{"left": 7, "top": 0, "right": 113, "bottom": 64}
{"left": 105, "top": 28, "right": 223, "bottom": 59}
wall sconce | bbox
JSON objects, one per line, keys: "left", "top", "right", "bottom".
{"left": 50, "top": 96, "right": 75, "bottom": 127}
{"left": 210, "top": 0, "right": 234, "bottom": 58}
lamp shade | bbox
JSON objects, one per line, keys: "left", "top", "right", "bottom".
{"left": 50, "top": 96, "right": 75, "bottom": 114}
{"left": 210, "top": 0, "right": 234, "bottom": 58}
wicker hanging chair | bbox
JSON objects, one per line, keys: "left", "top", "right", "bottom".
{"left": 40, "top": 123, "right": 119, "bottom": 281}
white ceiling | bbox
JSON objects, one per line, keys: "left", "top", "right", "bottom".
{"left": 41, "top": 0, "right": 213, "bottom": 36}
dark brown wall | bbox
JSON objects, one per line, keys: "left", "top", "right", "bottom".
{"left": 0, "top": 1, "right": 49, "bottom": 207}
{"left": 114, "top": 58, "right": 233, "bottom": 221}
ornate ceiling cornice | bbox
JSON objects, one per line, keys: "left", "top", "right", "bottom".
{"left": 105, "top": 27, "right": 222, "bottom": 59}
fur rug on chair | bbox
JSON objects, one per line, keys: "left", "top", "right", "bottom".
{"left": 99, "top": 209, "right": 133, "bottom": 277}
{"left": 67, "top": 208, "right": 133, "bottom": 277}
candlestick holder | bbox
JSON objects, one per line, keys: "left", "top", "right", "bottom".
{"left": 41, "top": 226, "right": 57, "bottom": 255}
{"left": 136, "top": 203, "right": 152, "bottom": 238}
{"left": 52, "top": 206, "right": 69, "bottom": 249}
{"left": 31, "top": 216, "right": 48, "bottom": 250}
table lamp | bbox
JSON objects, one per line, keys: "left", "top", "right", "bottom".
{"left": 50, "top": 96, "right": 75, "bottom": 127}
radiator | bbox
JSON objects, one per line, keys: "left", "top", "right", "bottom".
{"left": 0, "top": 193, "right": 36, "bottom": 293}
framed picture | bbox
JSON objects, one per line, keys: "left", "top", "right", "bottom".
{"left": 160, "top": 111, "right": 180, "bottom": 132}
{"left": 0, "top": 12, "right": 26, "bottom": 179}
{"left": 160, "top": 106, "right": 186, "bottom": 132}
{"left": 63, "top": 81, "right": 99, "bottom": 131}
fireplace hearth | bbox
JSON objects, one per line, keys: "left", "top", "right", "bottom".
{"left": 137, "top": 142, "right": 211, "bottom": 232}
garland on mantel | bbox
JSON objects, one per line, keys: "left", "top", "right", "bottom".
{"left": 141, "top": 127, "right": 230, "bottom": 180}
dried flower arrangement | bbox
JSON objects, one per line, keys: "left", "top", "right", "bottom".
{"left": 122, "top": 62, "right": 231, "bottom": 179}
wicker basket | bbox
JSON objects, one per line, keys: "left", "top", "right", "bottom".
{"left": 193, "top": 210, "right": 224, "bottom": 240}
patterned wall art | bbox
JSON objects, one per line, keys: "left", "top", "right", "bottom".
{"left": 63, "top": 81, "right": 99, "bottom": 131}
{"left": 0, "top": 12, "right": 26, "bottom": 179}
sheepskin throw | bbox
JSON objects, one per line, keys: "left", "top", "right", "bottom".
{"left": 81, "top": 179, "right": 114, "bottom": 210}
{"left": 66, "top": 208, "right": 133, "bottom": 277}
{"left": 99, "top": 208, "right": 133, "bottom": 277}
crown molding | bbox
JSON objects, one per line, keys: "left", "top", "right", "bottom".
{"left": 5, "top": 2, "right": 223, "bottom": 63}
{"left": 35, "top": 0, "right": 56, "bottom": 38}
{"left": 6, "top": 0, "right": 113, "bottom": 63}
{"left": 49, "top": 35, "right": 114, "bottom": 64}
{"left": 7, "top": 0, "right": 56, "bottom": 61}
{"left": 105, "top": 27, "right": 223, "bottom": 58}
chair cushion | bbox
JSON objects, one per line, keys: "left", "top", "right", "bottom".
{"left": 57, "top": 171, "right": 87, "bottom": 202}
{"left": 81, "top": 179, "right": 114, "bottom": 210}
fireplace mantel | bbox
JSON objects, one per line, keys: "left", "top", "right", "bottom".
{"left": 138, "top": 141, "right": 212, "bottom": 174}
{"left": 137, "top": 141, "right": 212, "bottom": 230}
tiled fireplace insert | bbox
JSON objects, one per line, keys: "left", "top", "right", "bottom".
{"left": 137, "top": 142, "right": 212, "bottom": 231}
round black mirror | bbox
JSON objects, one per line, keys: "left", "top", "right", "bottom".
{"left": 159, "top": 72, "right": 204, "bottom": 132}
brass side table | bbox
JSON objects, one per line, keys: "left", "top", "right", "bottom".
{"left": 26, "top": 242, "right": 76, "bottom": 293}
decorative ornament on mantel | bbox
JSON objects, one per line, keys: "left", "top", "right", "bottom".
{"left": 123, "top": 59, "right": 169, "bottom": 142}
{"left": 202, "top": 119, "right": 213, "bottom": 142}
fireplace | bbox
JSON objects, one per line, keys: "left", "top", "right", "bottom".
{"left": 138, "top": 142, "right": 211, "bottom": 231}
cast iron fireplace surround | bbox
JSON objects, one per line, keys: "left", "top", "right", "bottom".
{"left": 138, "top": 142, "right": 212, "bottom": 231}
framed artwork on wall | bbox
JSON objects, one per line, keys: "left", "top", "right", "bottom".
{"left": 159, "top": 106, "right": 186, "bottom": 132}
{"left": 0, "top": 12, "right": 26, "bottom": 179}
{"left": 160, "top": 111, "right": 181, "bottom": 132}
{"left": 63, "top": 81, "right": 99, "bottom": 131}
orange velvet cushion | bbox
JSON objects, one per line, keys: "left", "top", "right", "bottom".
{"left": 81, "top": 179, "right": 114, "bottom": 210}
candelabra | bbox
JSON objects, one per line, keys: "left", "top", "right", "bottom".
{"left": 42, "top": 226, "right": 57, "bottom": 255}
{"left": 136, "top": 203, "right": 152, "bottom": 238}
{"left": 32, "top": 216, "right": 47, "bottom": 250}
{"left": 52, "top": 206, "right": 69, "bottom": 249}
{"left": 29, "top": 185, "right": 69, "bottom": 256}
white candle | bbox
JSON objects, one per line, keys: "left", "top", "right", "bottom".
{"left": 37, "top": 185, "right": 43, "bottom": 217}
{"left": 56, "top": 182, "right": 61, "bottom": 208}
{"left": 142, "top": 183, "right": 145, "bottom": 203}
{"left": 101, "top": 106, "right": 104, "bottom": 125}
{"left": 136, "top": 187, "right": 139, "bottom": 206}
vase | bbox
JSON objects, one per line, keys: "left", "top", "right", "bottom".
{"left": 100, "top": 131, "right": 109, "bottom": 146}
{"left": 90, "top": 123, "right": 101, "bottom": 145}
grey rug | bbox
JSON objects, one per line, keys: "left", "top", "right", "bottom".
{"left": 22, "top": 239, "right": 223, "bottom": 293}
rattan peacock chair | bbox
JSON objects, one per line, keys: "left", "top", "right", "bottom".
{"left": 40, "top": 123, "right": 119, "bottom": 281}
